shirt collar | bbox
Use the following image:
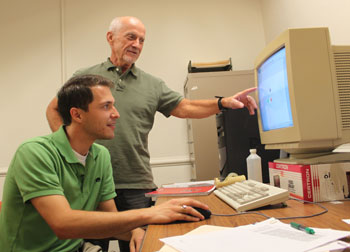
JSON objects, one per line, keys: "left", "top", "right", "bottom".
{"left": 106, "top": 58, "right": 139, "bottom": 78}
{"left": 51, "top": 126, "right": 99, "bottom": 164}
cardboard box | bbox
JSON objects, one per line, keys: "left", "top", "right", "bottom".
{"left": 269, "top": 162, "right": 350, "bottom": 202}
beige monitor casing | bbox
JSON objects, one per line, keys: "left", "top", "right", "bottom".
{"left": 254, "top": 27, "right": 350, "bottom": 163}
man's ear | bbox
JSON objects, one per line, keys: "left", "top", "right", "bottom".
{"left": 106, "top": 31, "right": 113, "bottom": 45}
{"left": 70, "top": 107, "right": 83, "bottom": 123}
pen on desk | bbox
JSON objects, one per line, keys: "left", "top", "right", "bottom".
{"left": 290, "top": 222, "right": 315, "bottom": 234}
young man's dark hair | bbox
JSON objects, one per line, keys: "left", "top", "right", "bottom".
{"left": 57, "top": 74, "right": 114, "bottom": 125}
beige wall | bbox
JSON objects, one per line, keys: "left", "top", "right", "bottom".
{"left": 260, "top": 0, "right": 350, "bottom": 45}
{"left": 0, "top": 0, "right": 62, "bottom": 169}
{"left": 0, "top": 0, "right": 265, "bottom": 183}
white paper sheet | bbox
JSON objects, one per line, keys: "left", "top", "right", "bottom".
{"left": 160, "top": 219, "right": 350, "bottom": 252}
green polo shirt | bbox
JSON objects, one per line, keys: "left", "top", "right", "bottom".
{"left": 74, "top": 59, "right": 183, "bottom": 189}
{"left": 0, "top": 127, "right": 116, "bottom": 252}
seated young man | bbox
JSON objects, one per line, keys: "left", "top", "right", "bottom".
{"left": 0, "top": 75, "right": 208, "bottom": 252}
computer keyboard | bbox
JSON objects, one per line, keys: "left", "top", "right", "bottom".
{"left": 214, "top": 179, "right": 290, "bottom": 212}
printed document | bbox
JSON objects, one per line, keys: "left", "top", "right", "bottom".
{"left": 160, "top": 218, "right": 350, "bottom": 252}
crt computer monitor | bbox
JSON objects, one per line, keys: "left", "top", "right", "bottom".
{"left": 254, "top": 27, "right": 350, "bottom": 164}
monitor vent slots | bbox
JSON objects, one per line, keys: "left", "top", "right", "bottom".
{"left": 333, "top": 48, "right": 350, "bottom": 129}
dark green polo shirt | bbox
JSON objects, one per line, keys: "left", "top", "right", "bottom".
{"left": 74, "top": 59, "right": 183, "bottom": 189}
{"left": 0, "top": 127, "right": 116, "bottom": 252}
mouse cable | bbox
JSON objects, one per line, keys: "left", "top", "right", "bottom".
{"left": 211, "top": 198, "right": 328, "bottom": 220}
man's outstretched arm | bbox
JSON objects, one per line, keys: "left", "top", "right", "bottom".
{"left": 31, "top": 195, "right": 208, "bottom": 240}
{"left": 171, "top": 87, "right": 257, "bottom": 119}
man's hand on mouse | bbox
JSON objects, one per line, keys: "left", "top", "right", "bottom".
{"left": 146, "top": 198, "right": 209, "bottom": 224}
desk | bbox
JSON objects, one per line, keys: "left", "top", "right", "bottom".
{"left": 141, "top": 194, "right": 350, "bottom": 252}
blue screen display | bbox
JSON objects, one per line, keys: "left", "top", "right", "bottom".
{"left": 257, "top": 47, "right": 294, "bottom": 131}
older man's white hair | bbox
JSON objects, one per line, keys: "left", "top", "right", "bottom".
{"left": 108, "top": 16, "right": 143, "bottom": 34}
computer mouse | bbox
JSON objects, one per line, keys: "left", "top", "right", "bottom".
{"left": 193, "top": 206, "right": 212, "bottom": 219}
{"left": 169, "top": 206, "right": 211, "bottom": 224}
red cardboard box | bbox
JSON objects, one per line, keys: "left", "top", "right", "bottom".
{"left": 269, "top": 162, "right": 350, "bottom": 202}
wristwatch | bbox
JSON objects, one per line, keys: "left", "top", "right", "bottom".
{"left": 215, "top": 96, "right": 228, "bottom": 111}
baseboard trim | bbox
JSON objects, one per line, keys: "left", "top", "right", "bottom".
{"left": 0, "top": 167, "right": 8, "bottom": 176}
{"left": 0, "top": 157, "right": 193, "bottom": 174}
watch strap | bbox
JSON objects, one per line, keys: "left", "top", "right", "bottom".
{"left": 215, "top": 96, "right": 227, "bottom": 111}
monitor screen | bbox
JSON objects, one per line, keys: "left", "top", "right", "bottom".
{"left": 257, "top": 47, "right": 293, "bottom": 131}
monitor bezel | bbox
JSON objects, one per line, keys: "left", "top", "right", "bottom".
{"left": 254, "top": 27, "right": 341, "bottom": 153}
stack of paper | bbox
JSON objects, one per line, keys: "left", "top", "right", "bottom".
{"left": 145, "top": 180, "right": 215, "bottom": 198}
{"left": 162, "top": 180, "right": 214, "bottom": 188}
{"left": 333, "top": 143, "right": 350, "bottom": 153}
{"left": 159, "top": 219, "right": 350, "bottom": 252}
{"left": 145, "top": 185, "right": 215, "bottom": 198}
{"left": 187, "top": 58, "right": 232, "bottom": 73}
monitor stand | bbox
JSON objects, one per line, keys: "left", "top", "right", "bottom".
{"left": 275, "top": 152, "right": 350, "bottom": 164}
